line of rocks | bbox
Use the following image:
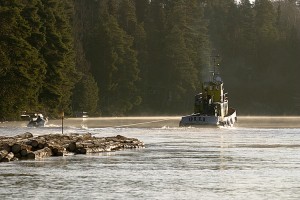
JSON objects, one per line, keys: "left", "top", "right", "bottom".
{"left": 0, "top": 132, "right": 145, "bottom": 162}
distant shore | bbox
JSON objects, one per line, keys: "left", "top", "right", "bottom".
{"left": 2, "top": 116, "right": 300, "bottom": 129}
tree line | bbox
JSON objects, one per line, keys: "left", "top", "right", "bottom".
{"left": 0, "top": 0, "right": 299, "bottom": 120}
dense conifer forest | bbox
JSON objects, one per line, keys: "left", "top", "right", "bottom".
{"left": 0, "top": 0, "right": 299, "bottom": 120}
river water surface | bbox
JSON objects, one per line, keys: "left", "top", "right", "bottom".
{"left": 0, "top": 117, "right": 300, "bottom": 200}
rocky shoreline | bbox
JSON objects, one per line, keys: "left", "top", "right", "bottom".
{"left": 0, "top": 132, "right": 144, "bottom": 162}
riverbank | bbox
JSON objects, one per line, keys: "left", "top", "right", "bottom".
{"left": 1, "top": 116, "right": 300, "bottom": 129}
{"left": 43, "top": 116, "right": 300, "bottom": 128}
{"left": 0, "top": 132, "right": 144, "bottom": 162}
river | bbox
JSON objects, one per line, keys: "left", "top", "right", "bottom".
{"left": 0, "top": 116, "right": 300, "bottom": 199}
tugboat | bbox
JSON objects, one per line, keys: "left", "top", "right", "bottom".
{"left": 179, "top": 56, "right": 237, "bottom": 127}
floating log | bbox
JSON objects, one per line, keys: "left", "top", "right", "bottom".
{"left": 1, "top": 143, "right": 11, "bottom": 152}
{"left": 1, "top": 152, "right": 15, "bottom": 162}
{"left": 66, "top": 142, "right": 76, "bottom": 152}
{"left": 27, "top": 147, "right": 52, "bottom": 159}
{"left": 0, "top": 149, "right": 8, "bottom": 160}
{"left": 28, "top": 140, "right": 39, "bottom": 148}
{"left": 14, "top": 153, "right": 21, "bottom": 159}
{"left": 38, "top": 143, "right": 45, "bottom": 149}
{"left": 20, "top": 149, "right": 28, "bottom": 157}
{"left": 0, "top": 133, "right": 144, "bottom": 162}
{"left": 15, "top": 132, "right": 33, "bottom": 139}
{"left": 35, "top": 147, "right": 52, "bottom": 158}
{"left": 49, "top": 145, "right": 66, "bottom": 156}
{"left": 11, "top": 144, "right": 21, "bottom": 154}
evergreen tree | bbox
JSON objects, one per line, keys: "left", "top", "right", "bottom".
{"left": 0, "top": 0, "right": 46, "bottom": 120}
{"left": 272, "top": 0, "right": 300, "bottom": 113}
{"left": 141, "top": 0, "right": 167, "bottom": 113}
{"left": 254, "top": 0, "right": 278, "bottom": 44}
{"left": 72, "top": 73, "right": 99, "bottom": 115}
{"left": 1, "top": 0, "right": 300, "bottom": 118}
{"left": 162, "top": 0, "right": 204, "bottom": 113}
{"left": 88, "top": 13, "right": 140, "bottom": 116}
{"left": 183, "top": 0, "right": 211, "bottom": 89}
{"left": 252, "top": 0, "right": 279, "bottom": 110}
{"left": 164, "top": 25, "right": 198, "bottom": 112}
{"left": 39, "top": 0, "right": 78, "bottom": 117}
{"left": 72, "top": 0, "right": 101, "bottom": 115}
{"left": 238, "top": 0, "right": 255, "bottom": 60}
{"left": 117, "top": 0, "right": 148, "bottom": 114}
{"left": 118, "top": 0, "right": 137, "bottom": 35}
{"left": 135, "top": 0, "right": 150, "bottom": 23}
{"left": 221, "top": 0, "right": 256, "bottom": 112}
{"left": 204, "top": 0, "right": 236, "bottom": 50}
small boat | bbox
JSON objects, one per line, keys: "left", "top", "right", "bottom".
{"left": 27, "top": 113, "right": 48, "bottom": 127}
{"left": 74, "top": 111, "right": 88, "bottom": 118}
{"left": 179, "top": 55, "right": 237, "bottom": 127}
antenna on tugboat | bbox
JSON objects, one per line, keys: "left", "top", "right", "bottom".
{"left": 210, "top": 50, "right": 220, "bottom": 82}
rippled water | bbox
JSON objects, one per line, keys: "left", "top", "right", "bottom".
{"left": 1, "top": 117, "right": 300, "bottom": 199}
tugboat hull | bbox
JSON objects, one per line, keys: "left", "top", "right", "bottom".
{"left": 179, "top": 108, "right": 237, "bottom": 127}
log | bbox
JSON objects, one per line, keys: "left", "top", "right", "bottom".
{"left": 28, "top": 137, "right": 47, "bottom": 150}
{"left": 0, "top": 133, "right": 145, "bottom": 162}
{"left": 91, "top": 138, "right": 106, "bottom": 145}
{"left": 26, "top": 152, "right": 35, "bottom": 159}
{"left": 28, "top": 140, "right": 39, "bottom": 148}
{"left": 50, "top": 145, "right": 65, "bottom": 156}
{"left": 15, "top": 132, "right": 33, "bottom": 139}
{"left": 37, "top": 147, "right": 52, "bottom": 158}
{"left": 0, "top": 149, "right": 8, "bottom": 160}
{"left": 20, "top": 149, "right": 28, "bottom": 157}
{"left": 28, "top": 147, "right": 52, "bottom": 159}
{"left": 66, "top": 142, "right": 76, "bottom": 152}
{"left": 1, "top": 152, "right": 15, "bottom": 162}
{"left": 21, "top": 144, "right": 32, "bottom": 151}
{"left": 82, "top": 133, "right": 92, "bottom": 140}
{"left": 1, "top": 143, "right": 11, "bottom": 152}
{"left": 52, "top": 149, "right": 63, "bottom": 156}
{"left": 116, "top": 135, "right": 127, "bottom": 140}
{"left": 78, "top": 145, "right": 108, "bottom": 154}
{"left": 11, "top": 144, "right": 21, "bottom": 154}
{"left": 14, "top": 153, "right": 21, "bottom": 159}
{"left": 76, "top": 147, "right": 86, "bottom": 154}
{"left": 110, "top": 143, "right": 123, "bottom": 151}
{"left": 38, "top": 143, "right": 44, "bottom": 149}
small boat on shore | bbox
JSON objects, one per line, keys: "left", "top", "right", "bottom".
{"left": 179, "top": 56, "right": 237, "bottom": 127}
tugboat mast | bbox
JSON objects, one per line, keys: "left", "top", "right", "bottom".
{"left": 209, "top": 54, "right": 222, "bottom": 83}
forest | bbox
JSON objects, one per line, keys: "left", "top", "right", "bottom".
{"left": 0, "top": 0, "right": 299, "bottom": 120}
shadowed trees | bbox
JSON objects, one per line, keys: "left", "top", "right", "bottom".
{"left": 0, "top": 0, "right": 300, "bottom": 119}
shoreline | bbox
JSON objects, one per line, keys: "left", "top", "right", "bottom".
{"left": 1, "top": 116, "right": 300, "bottom": 128}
